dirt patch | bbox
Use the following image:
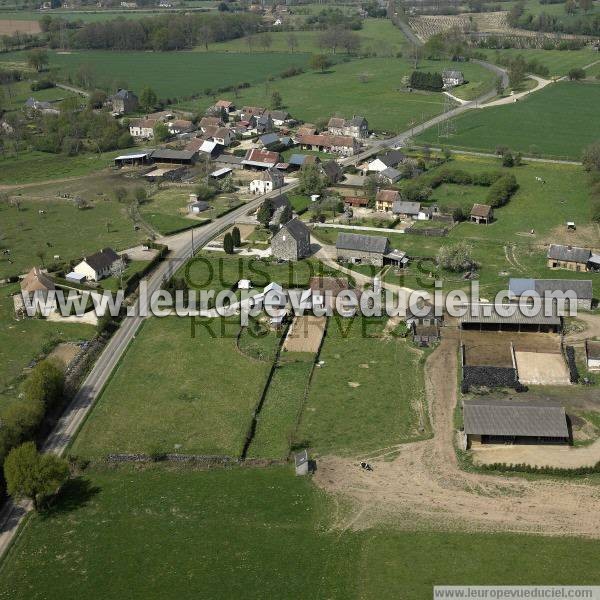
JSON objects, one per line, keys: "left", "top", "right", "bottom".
{"left": 514, "top": 351, "right": 570, "bottom": 385}
{"left": 541, "top": 224, "right": 600, "bottom": 250}
{"left": 216, "top": 223, "right": 256, "bottom": 243}
{"left": 0, "top": 19, "right": 41, "bottom": 35}
{"left": 314, "top": 335, "right": 600, "bottom": 538}
{"left": 283, "top": 316, "right": 326, "bottom": 354}
{"left": 47, "top": 342, "right": 81, "bottom": 370}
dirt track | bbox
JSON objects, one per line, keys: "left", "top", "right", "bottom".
{"left": 314, "top": 335, "right": 600, "bottom": 538}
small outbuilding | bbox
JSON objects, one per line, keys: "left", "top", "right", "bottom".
{"left": 586, "top": 340, "right": 600, "bottom": 371}
{"left": 470, "top": 203, "right": 493, "bottom": 224}
{"left": 294, "top": 450, "right": 309, "bottom": 476}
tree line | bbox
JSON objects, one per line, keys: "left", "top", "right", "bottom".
{"left": 508, "top": 0, "right": 600, "bottom": 36}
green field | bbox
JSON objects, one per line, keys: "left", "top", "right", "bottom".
{"left": 0, "top": 282, "right": 94, "bottom": 411}
{"left": 0, "top": 183, "right": 145, "bottom": 279}
{"left": 0, "top": 50, "right": 311, "bottom": 100}
{"left": 188, "top": 57, "right": 494, "bottom": 133}
{"left": 211, "top": 18, "right": 407, "bottom": 56}
{"left": 297, "top": 316, "right": 429, "bottom": 456}
{"left": 314, "top": 154, "right": 599, "bottom": 298}
{"left": 417, "top": 81, "right": 600, "bottom": 159}
{"left": 0, "top": 80, "right": 77, "bottom": 112}
{"left": 2, "top": 464, "right": 600, "bottom": 599}
{"left": 70, "top": 316, "right": 279, "bottom": 458}
{"left": 481, "top": 47, "right": 598, "bottom": 77}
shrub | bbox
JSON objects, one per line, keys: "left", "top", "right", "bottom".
{"left": 486, "top": 174, "right": 518, "bottom": 208}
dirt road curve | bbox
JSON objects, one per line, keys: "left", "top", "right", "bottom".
{"left": 315, "top": 336, "right": 600, "bottom": 538}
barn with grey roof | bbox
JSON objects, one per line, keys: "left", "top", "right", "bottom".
{"left": 336, "top": 233, "right": 406, "bottom": 267}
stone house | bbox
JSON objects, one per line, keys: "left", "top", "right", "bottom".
{"left": 129, "top": 118, "right": 157, "bottom": 139}
{"left": 271, "top": 218, "right": 311, "bottom": 261}
{"left": 296, "top": 134, "right": 359, "bottom": 157}
{"left": 250, "top": 168, "right": 284, "bottom": 194}
{"left": 375, "top": 189, "right": 399, "bottom": 212}
{"left": 108, "top": 89, "right": 138, "bottom": 114}
{"left": 547, "top": 244, "right": 594, "bottom": 272}
{"left": 470, "top": 203, "right": 493, "bottom": 224}
{"left": 327, "top": 115, "right": 369, "bottom": 139}
{"left": 336, "top": 232, "right": 389, "bottom": 266}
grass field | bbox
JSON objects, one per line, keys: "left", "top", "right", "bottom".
{"left": 0, "top": 282, "right": 94, "bottom": 411}
{"left": 314, "top": 154, "right": 599, "bottom": 298}
{"left": 417, "top": 81, "right": 600, "bottom": 159}
{"left": 481, "top": 47, "right": 599, "bottom": 77}
{"left": 0, "top": 50, "right": 311, "bottom": 100}
{"left": 0, "top": 149, "right": 135, "bottom": 186}
{"left": 247, "top": 354, "right": 314, "bottom": 460}
{"left": 296, "top": 316, "right": 429, "bottom": 456}
{"left": 2, "top": 464, "right": 600, "bottom": 599}
{"left": 190, "top": 57, "right": 493, "bottom": 133}
{"left": 0, "top": 188, "right": 145, "bottom": 279}
{"left": 70, "top": 316, "right": 279, "bottom": 458}
{"left": 211, "top": 18, "right": 408, "bottom": 56}
{"left": 0, "top": 80, "right": 77, "bottom": 112}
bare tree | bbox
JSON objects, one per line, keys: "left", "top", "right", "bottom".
{"left": 110, "top": 258, "right": 127, "bottom": 289}
{"left": 286, "top": 32, "right": 298, "bottom": 53}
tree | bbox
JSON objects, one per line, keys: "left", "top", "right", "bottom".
{"left": 580, "top": 0, "right": 593, "bottom": 11}
{"left": 258, "top": 32, "right": 272, "bottom": 51}
{"left": 436, "top": 241, "right": 478, "bottom": 272}
{"left": 35, "top": 249, "right": 46, "bottom": 268}
{"left": 582, "top": 142, "right": 600, "bottom": 172}
{"left": 23, "top": 359, "right": 64, "bottom": 411}
{"left": 140, "top": 86, "right": 158, "bottom": 111}
{"left": 298, "top": 163, "right": 326, "bottom": 195}
{"left": 4, "top": 442, "right": 69, "bottom": 511}
{"left": 564, "top": 0, "right": 577, "bottom": 14}
{"left": 88, "top": 90, "right": 107, "bottom": 110}
{"left": 154, "top": 122, "right": 169, "bottom": 142}
{"left": 134, "top": 187, "right": 148, "bottom": 204}
{"left": 502, "top": 152, "right": 514, "bottom": 167}
{"left": 508, "top": 61, "right": 526, "bottom": 90}
{"left": 568, "top": 68, "right": 586, "bottom": 81}
{"left": 309, "top": 54, "right": 330, "bottom": 73}
{"left": 113, "top": 187, "right": 128, "bottom": 203}
{"left": 279, "top": 203, "right": 293, "bottom": 224}
{"left": 110, "top": 257, "right": 127, "bottom": 289}
{"left": 27, "top": 49, "right": 49, "bottom": 73}
{"left": 287, "top": 32, "right": 298, "bottom": 53}
{"left": 223, "top": 232, "right": 234, "bottom": 254}
{"left": 231, "top": 226, "right": 241, "bottom": 247}
{"left": 257, "top": 199, "right": 272, "bottom": 228}
{"left": 270, "top": 91, "right": 283, "bottom": 110}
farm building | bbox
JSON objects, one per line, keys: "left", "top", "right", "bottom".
{"left": 459, "top": 303, "right": 561, "bottom": 333}
{"left": 114, "top": 152, "right": 153, "bottom": 167}
{"left": 546, "top": 244, "right": 598, "bottom": 272}
{"left": 108, "top": 89, "right": 138, "bottom": 115}
{"left": 344, "top": 196, "right": 369, "bottom": 208}
{"left": 73, "top": 248, "right": 120, "bottom": 282}
{"left": 375, "top": 189, "right": 400, "bottom": 212}
{"left": 188, "top": 200, "right": 209, "bottom": 214}
{"left": 380, "top": 167, "right": 401, "bottom": 184}
{"left": 214, "top": 154, "right": 243, "bottom": 169}
{"left": 214, "top": 99, "right": 235, "bottom": 113}
{"left": 336, "top": 233, "right": 407, "bottom": 267}
{"left": 129, "top": 118, "right": 157, "bottom": 139}
{"left": 412, "top": 322, "right": 440, "bottom": 345}
{"left": 327, "top": 115, "right": 369, "bottom": 139}
{"left": 442, "top": 70, "right": 465, "bottom": 87}
{"left": 296, "top": 134, "right": 359, "bottom": 157}
{"left": 150, "top": 149, "right": 196, "bottom": 165}
{"left": 271, "top": 218, "right": 311, "bottom": 261}
{"left": 463, "top": 399, "right": 569, "bottom": 447}
{"left": 367, "top": 150, "right": 405, "bottom": 173}
{"left": 320, "top": 160, "right": 343, "bottom": 184}
{"left": 266, "top": 110, "right": 292, "bottom": 126}
{"left": 508, "top": 278, "right": 593, "bottom": 311}
{"left": 470, "top": 204, "right": 493, "bottom": 224}
{"left": 250, "top": 168, "right": 284, "bottom": 195}
{"left": 243, "top": 148, "right": 281, "bottom": 170}
{"left": 200, "top": 116, "right": 225, "bottom": 131}
{"left": 393, "top": 200, "right": 421, "bottom": 219}
{"left": 287, "top": 154, "right": 317, "bottom": 169}
{"left": 294, "top": 450, "right": 309, "bottom": 476}
{"left": 20, "top": 267, "right": 55, "bottom": 298}
{"left": 209, "top": 167, "right": 232, "bottom": 181}
{"left": 586, "top": 340, "right": 600, "bottom": 371}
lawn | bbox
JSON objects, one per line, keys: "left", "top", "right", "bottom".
{"left": 247, "top": 354, "right": 315, "bottom": 460}
{"left": 0, "top": 80, "right": 77, "bottom": 112}
{"left": 296, "top": 316, "right": 429, "bottom": 456}
{"left": 313, "top": 154, "right": 600, "bottom": 298}
{"left": 0, "top": 50, "right": 312, "bottom": 100}
{"left": 70, "top": 316, "right": 279, "bottom": 458}
{"left": 0, "top": 282, "right": 94, "bottom": 412}
{"left": 0, "top": 190, "right": 145, "bottom": 279}
{"left": 481, "top": 47, "right": 598, "bottom": 77}
{"left": 0, "top": 149, "right": 134, "bottom": 186}
{"left": 2, "top": 464, "right": 600, "bottom": 599}
{"left": 188, "top": 57, "right": 495, "bottom": 133}
{"left": 211, "top": 18, "right": 408, "bottom": 56}
{"left": 417, "top": 81, "right": 600, "bottom": 159}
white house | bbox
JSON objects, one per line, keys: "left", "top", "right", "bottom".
{"left": 442, "top": 70, "right": 465, "bottom": 88}
{"left": 249, "top": 168, "right": 284, "bottom": 194}
{"left": 129, "top": 118, "right": 157, "bottom": 139}
{"left": 367, "top": 150, "right": 405, "bottom": 173}
{"left": 73, "top": 248, "right": 120, "bottom": 282}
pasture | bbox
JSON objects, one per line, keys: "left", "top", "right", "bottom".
{"left": 0, "top": 185, "right": 145, "bottom": 279}
{"left": 417, "top": 81, "right": 600, "bottom": 159}
{"left": 0, "top": 80, "right": 77, "bottom": 112}
{"left": 296, "top": 316, "right": 429, "bottom": 456}
{"left": 70, "top": 316, "right": 279, "bottom": 458}
{"left": 0, "top": 50, "right": 311, "bottom": 99}
{"left": 205, "top": 57, "right": 493, "bottom": 133}
{"left": 2, "top": 464, "right": 600, "bottom": 599}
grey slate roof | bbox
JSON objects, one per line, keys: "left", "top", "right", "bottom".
{"left": 320, "top": 159, "right": 342, "bottom": 181}
{"left": 151, "top": 149, "right": 196, "bottom": 161}
{"left": 260, "top": 133, "right": 280, "bottom": 146}
{"left": 381, "top": 167, "right": 401, "bottom": 180}
{"left": 509, "top": 278, "right": 593, "bottom": 301}
{"left": 392, "top": 200, "right": 420, "bottom": 215}
{"left": 215, "top": 154, "right": 243, "bottom": 165}
{"left": 295, "top": 449, "right": 308, "bottom": 468}
{"left": 463, "top": 398, "right": 569, "bottom": 438}
{"left": 336, "top": 232, "right": 388, "bottom": 254}
{"left": 547, "top": 244, "right": 591, "bottom": 264}
{"left": 348, "top": 116, "right": 367, "bottom": 127}
{"left": 271, "top": 194, "right": 290, "bottom": 211}
{"left": 83, "top": 247, "right": 119, "bottom": 272}
{"left": 281, "top": 218, "right": 309, "bottom": 241}
{"left": 377, "top": 150, "right": 405, "bottom": 167}
{"left": 190, "top": 201, "right": 209, "bottom": 211}
{"left": 459, "top": 303, "right": 561, "bottom": 326}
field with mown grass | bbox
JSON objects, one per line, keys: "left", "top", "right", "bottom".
{"left": 0, "top": 282, "right": 94, "bottom": 413}
{"left": 0, "top": 184, "right": 146, "bottom": 279}
{"left": 313, "top": 154, "right": 599, "bottom": 298}
{"left": 0, "top": 50, "right": 312, "bottom": 99}
{"left": 296, "top": 316, "right": 429, "bottom": 456}
{"left": 481, "top": 47, "right": 598, "bottom": 77}
{"left": 183, "top": 57, "right": 495, "bottom": 131}
{"left": 417, "top": 81, "right": 600, "bottom": 159}
{"left": 2, "top": 464, "right": 600, "bottom": 599}
{"left": 70, "top": 316, "right": 280, "bottom": 458}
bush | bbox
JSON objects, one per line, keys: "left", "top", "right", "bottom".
{"left": 409, "top": 70, "right": 444, "bottom": 92}
{"left": 486, "top": 174, "right": 518, "bottom": 208}
{"left": 436, "top": 241, "right": 478, "bottom": 272}
{"left": 30, "top": 79, "right": 54, "bottom": 91}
